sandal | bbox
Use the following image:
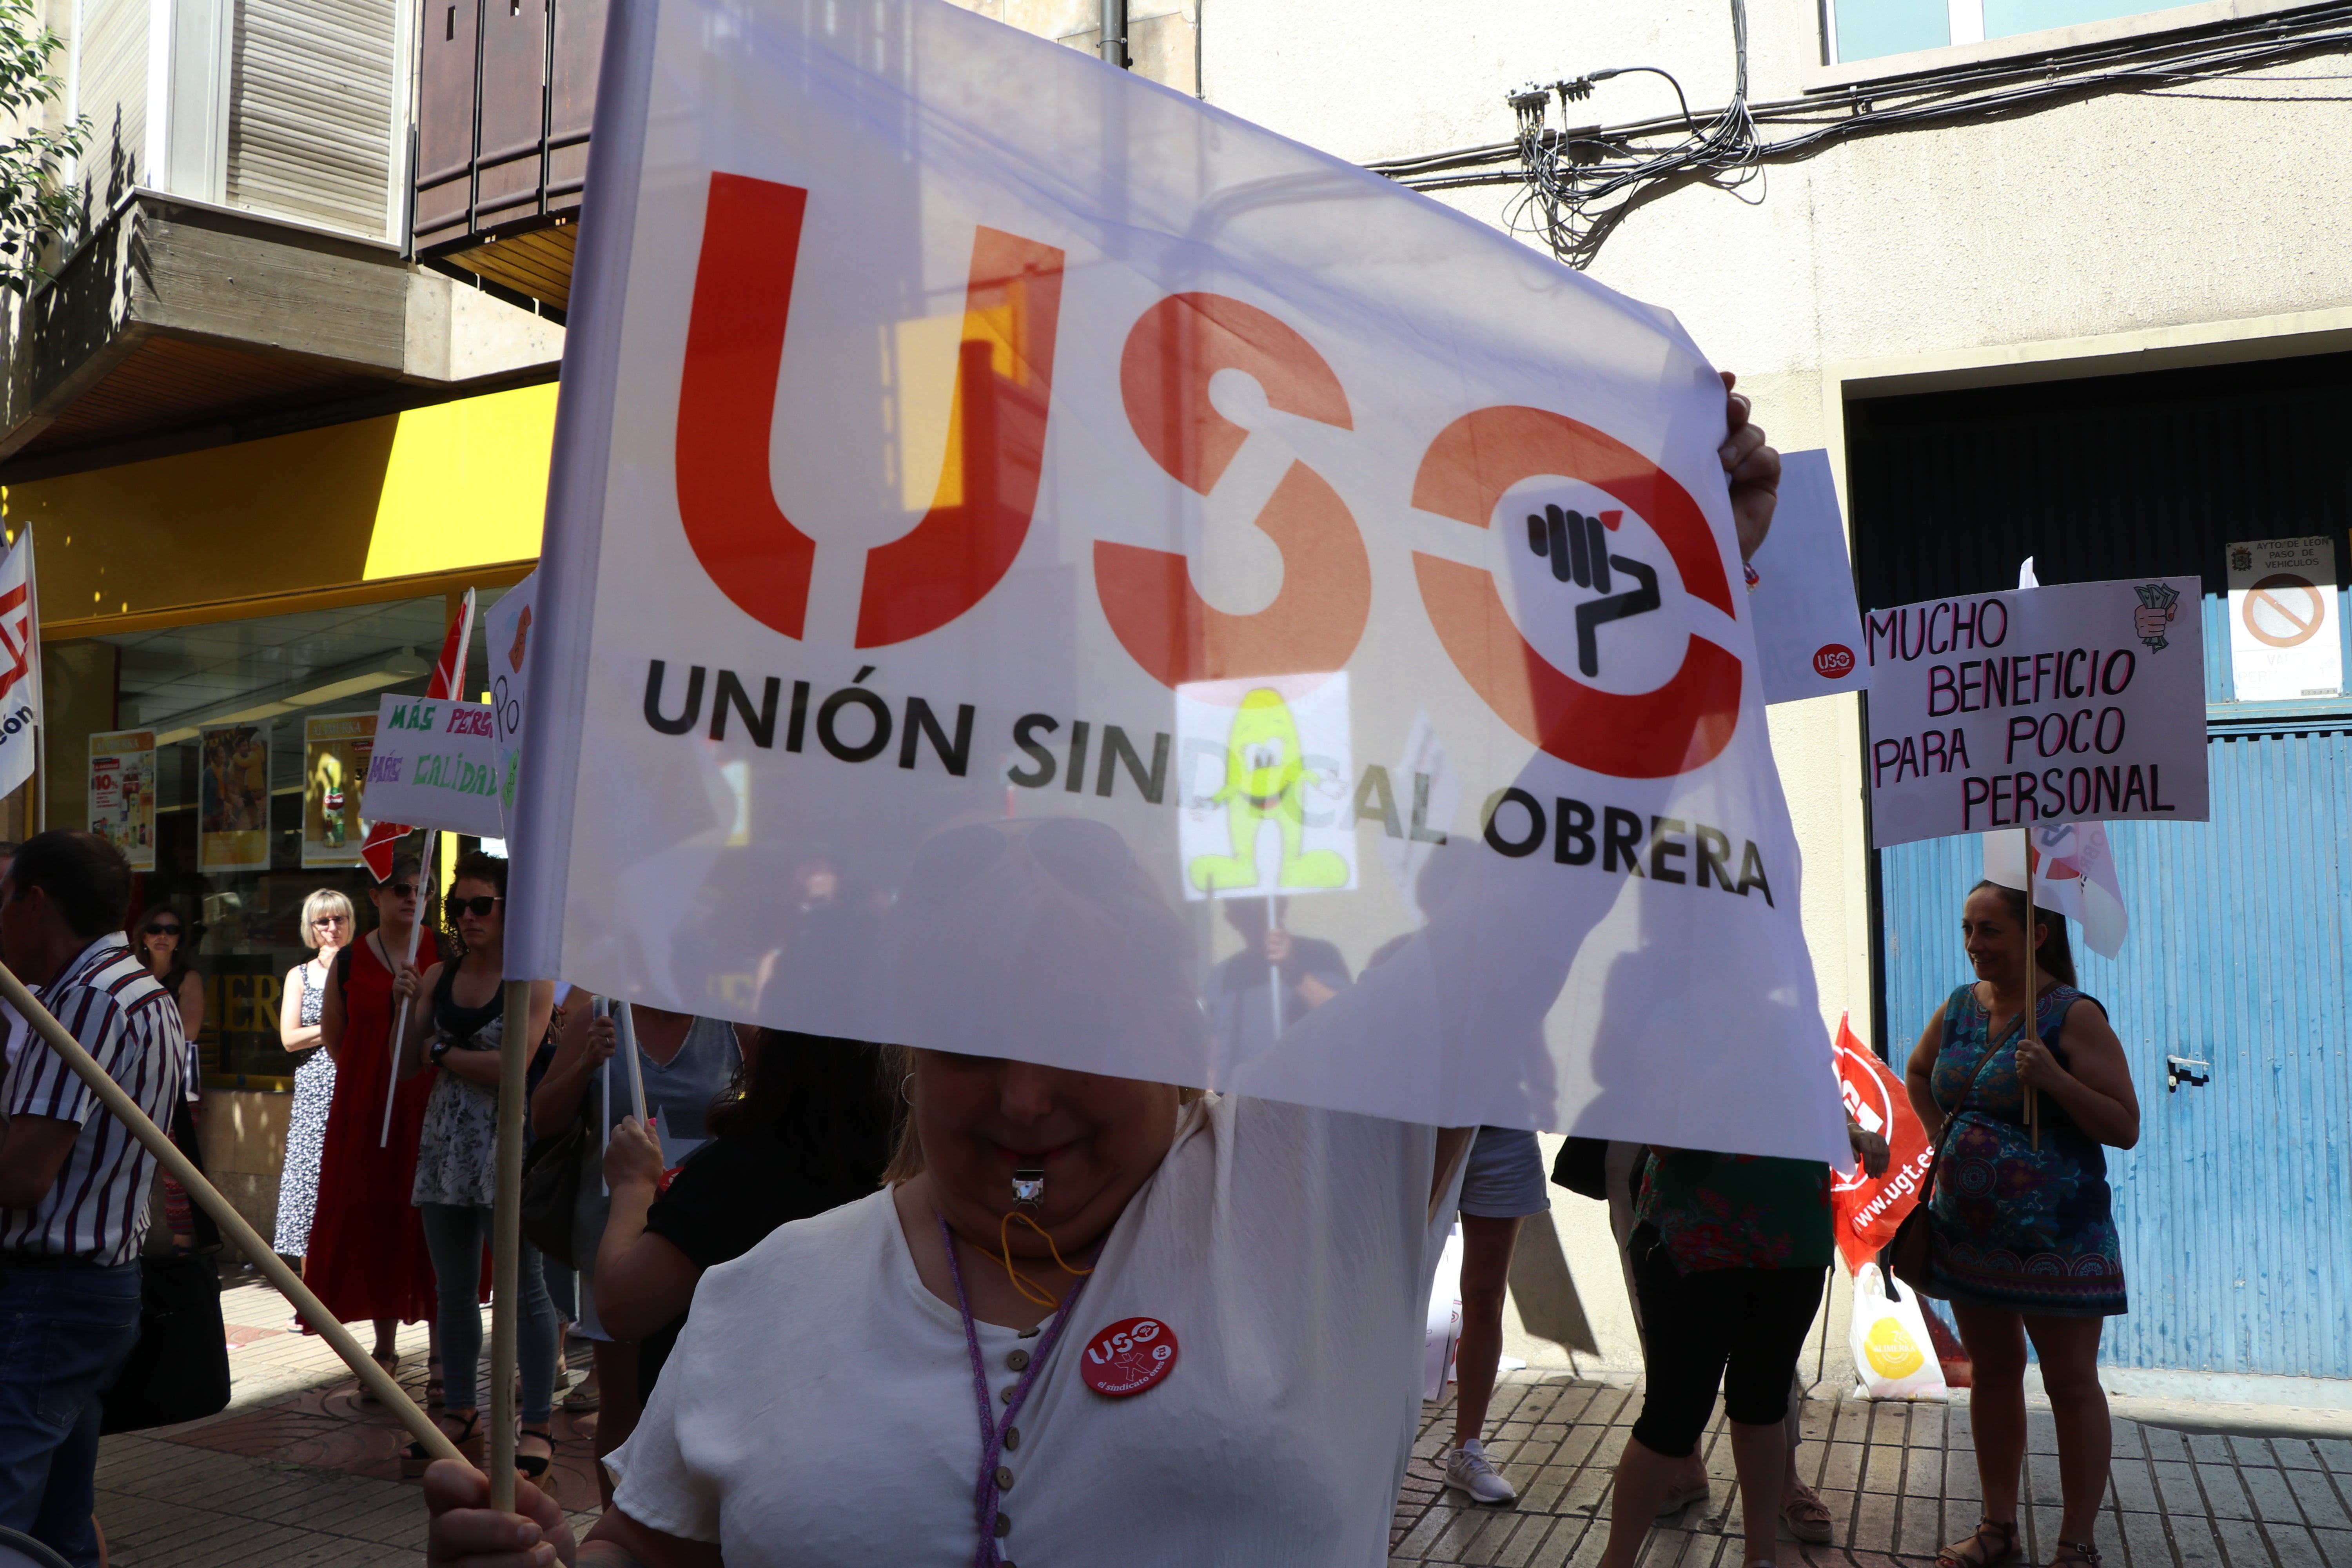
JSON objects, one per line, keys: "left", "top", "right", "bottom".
{"left": 1939, "top": 1519, "right": 2023, "bottom": 1568}
{"left": 2049, "top": 1541, "right": 2102, "bottom": 1568}
{"left": 561, "top": 1383, "right": 600, "bottom": 1413}
{"left": 1656, "top": 1480, "right": 1710, "bottom": 1517}
{"left": 516, "top": 1427, "right": 555, "bottom": 1481}
{"left": 1782, "top": 1481, "right": 1835, "bottom": 1544}
{"left": 401, "top": 1408, "right": 484, "bottom": 1479}
{"left": 358, "top": 1349, "right": 399, "bottom": 1404}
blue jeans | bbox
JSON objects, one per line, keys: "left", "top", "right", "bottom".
{"left": 417, "top": 1205, "right": 556, "bottom": 1425}
{"left": 0, "top": 1261, "right": 143, "bottom": 1568}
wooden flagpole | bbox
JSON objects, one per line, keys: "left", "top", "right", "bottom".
{"left": 380, "top": 831, "right": 437, "bottom": 1147}
{"left": 0, "top": 958, "right": 459, "bottom": 1463}
{"left": 487, "top": 978, "right": 532, "bottom": 1510}
{"left": 2022, "top": 825, "right": 2040, "bottom": 1150}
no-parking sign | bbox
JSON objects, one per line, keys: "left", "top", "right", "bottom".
{"left": 2227, "top": 536, "right": 2341, "bottom": 702}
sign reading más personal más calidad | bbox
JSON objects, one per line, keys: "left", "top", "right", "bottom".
{"left": 1864, "top": 576, "right": 2207, "bottom": 849}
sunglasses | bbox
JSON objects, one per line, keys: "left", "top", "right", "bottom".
{"left": 447, "top": 895, "right": 503, "bottom": 918}
{"left": 143, "top": 923, "right": 182, "bottom": 936}
{"left": 386, "top": 882, "right": 417, "bottom": 898}
{"left": 311, "top": 915, "right": 349, "bottom": 927}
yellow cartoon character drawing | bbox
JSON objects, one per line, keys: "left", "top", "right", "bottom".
{"left": 1188, "top": 688, "right": 1348, "bottom": 893}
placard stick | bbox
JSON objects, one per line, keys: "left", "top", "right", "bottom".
{"left": 381, "top": 832, "right": 437, "bottom": 1147}
{"left": 1266, "top": 894, "right": 1282, "bottom": 1042}
{"left": 487, "top": 978, "right": 531, "bottom": 1511}
{"left": 595, "top": 996, "right": 611, "bottom": 1197}
{"left": 0, "top": 958, "right": 458, "bottom": 1463}
{"left": 615, "top": 1000, "right": 649, "bottom": 1125}
{"left": 2022, "top": 826, "right": 2040, "bottom": 1151}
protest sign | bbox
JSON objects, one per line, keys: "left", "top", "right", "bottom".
{"left": 88, "top": 730, "right": 156, "bottom": 870}
{"left": 2225, "top": 536, "right": 2340, "bottom": 702}
{"left": 1864, "top": 577, "right": 2207, "bottom": 849}
{"left": 302, "top": 713, "right": 376, "bottom": 868}
{"left": 1829, "top": 1014, "right": 1929, "bottom": 1273}
{"left": 510, "top": 0, "right": 1846, "bottom": 1159}
{"left": 0, "top": 529, "right": 40, "bottom": 806}
{"left": 1748, "top": 450, "right": 1869, "bottom": 706}
{"left": 486, "top": 575, "right": 537, "bottom": 819}
{"left": 361, "top": 696, "right": 506, "bottom": 840}
{"left": 359, "top": 590, "right": 475, "bottom": 880}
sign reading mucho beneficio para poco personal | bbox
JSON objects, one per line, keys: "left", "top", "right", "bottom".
{"left": 361, "top": 694, "right": 506, "bottom": 840}
{"left": 1865, "top": 576, "right": 2207, "bottom": 849}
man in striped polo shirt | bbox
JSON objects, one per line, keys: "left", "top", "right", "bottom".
{"left": 0, "top": 830, "right": 185, "bottom": 1568}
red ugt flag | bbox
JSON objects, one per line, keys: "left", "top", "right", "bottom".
{"left": 359, "top": 590, "right": 476, "bottom": 881}
{"left": 1829, "top": 1013, "right": 1932, "bottom": 1272}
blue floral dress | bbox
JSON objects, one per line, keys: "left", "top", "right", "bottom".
{"left": 1926, "top": 982, "right": 2127, "bottom": 1317}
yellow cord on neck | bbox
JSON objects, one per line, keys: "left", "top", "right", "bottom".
{"left": 998, "top": 1208, "right": 1094, "bottom": 1307}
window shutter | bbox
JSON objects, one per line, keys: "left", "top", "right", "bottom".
{"left": 225, "top": 0, "right": 399, "bottom": 238}
{"left": 78, "top": 0, "right": 151, "bottom": 194}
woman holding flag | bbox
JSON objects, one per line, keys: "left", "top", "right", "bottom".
{"left": 308, "top": 853, "right": 443, "bottom": 1396}
{"left": 420, "top": 380, "right": 1789, "bottom": 1568}
{"left": 1905, "top": 883, "right": 2137, "bottom": 1568}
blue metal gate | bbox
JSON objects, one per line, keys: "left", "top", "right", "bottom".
{"left": 1876, "top": 598, "right": 2352, "bottom": 1379}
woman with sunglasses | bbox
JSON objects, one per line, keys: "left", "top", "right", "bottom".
{"left": 310, "top": 854, "right": 446, "bottom": 1398}
{"left": 272, "top": 890, "right": 355, "bottom": 1271}
{"left": 136, "top": 905, "right": 212, "bottom": 1250}
{"left": 397, "top": 852, "right": 560, "bottom": 1478}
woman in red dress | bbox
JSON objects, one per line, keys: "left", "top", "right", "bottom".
{"left": 308, "top": 853, "right": 443, "bottom": 1393}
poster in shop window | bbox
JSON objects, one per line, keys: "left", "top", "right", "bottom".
{"left": 301, "top": 712, "right": 377, "bottom": 869}
{"left": 198, "top": 722, "right": 272, "bottom": 873}
{"left": 87, "top": 730, "right": 156, "bottom": 871}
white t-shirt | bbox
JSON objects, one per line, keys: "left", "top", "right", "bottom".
{"left": 611, "top": 1094, "right": 1450, "bottom": 1566}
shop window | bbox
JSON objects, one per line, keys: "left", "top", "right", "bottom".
{"left": 1831, "top": 0, "right": 2157, "bottom": 62}
{"left": 46, "top": 587, "right": 507, "bottom": 1088}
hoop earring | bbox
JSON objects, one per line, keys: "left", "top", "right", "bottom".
{"left": 900, "top": 1073, "right": 916, "bottom": 1107}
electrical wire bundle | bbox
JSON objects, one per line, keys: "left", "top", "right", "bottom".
{"left": 1374, "top": 0, "right": 2352, "bottom": 270}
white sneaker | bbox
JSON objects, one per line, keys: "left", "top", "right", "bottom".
{"left": 1443, "top": 1443, "right": 1517, "bottom": 1504}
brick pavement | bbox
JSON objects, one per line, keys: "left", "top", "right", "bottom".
{"left": 1394, "top": 1376, "right": 2352, "bottom": 1568}
{"left": 87, "top": 1276, "right": 2352, "bottom": 1567}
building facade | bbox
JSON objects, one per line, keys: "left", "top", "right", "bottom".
{"left": 5, "top": 0, "right": 2341, "bottom": 1396}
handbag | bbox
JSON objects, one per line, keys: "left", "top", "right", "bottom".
{"left": 100, "top": 1250, "right": 230, "bottom": 1434}
{"left": 1882, "top": 1001, "right": 2013, "bottom": 1300}
{"left": 1549, "top": 1136, "right": 1609, "bottom": 1201}
{"left": 521, "top": 1111, "right": 591, "bottom": 1268}
{"left": 519, "top": 1019, "right": 585, "bottom": 1268}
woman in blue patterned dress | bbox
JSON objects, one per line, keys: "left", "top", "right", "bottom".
{"left": 1905, "top": 881, "right": 2139, "bottom": 1568}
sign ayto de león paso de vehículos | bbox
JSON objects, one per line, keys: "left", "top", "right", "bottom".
{"left": 1864, "top": 577, "right": 2208, "bottom": 849}
{"left": 361, "top": 695, "right": 506, "bottom": 840}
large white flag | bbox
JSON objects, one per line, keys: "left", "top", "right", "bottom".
{"left": 0, "top": 527, "right": 41, "bottom": 805}
{"left": 1984, "top": 822, "right": 2128, "bottom": 960}
{"left": 511, "top": 0, "right": 1844, "bottom": 1159}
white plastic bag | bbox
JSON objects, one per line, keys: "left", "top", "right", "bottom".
{"left": 1423, "top": 1226, "right": 1463, "bottom": 1402}
{"left": 1849, "top": 1262, "right": 1949, "bottom": 1400}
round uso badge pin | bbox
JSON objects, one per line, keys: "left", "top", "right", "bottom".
{"left": 1079, "top": 1317, "right": 1178, "bottom": 1397}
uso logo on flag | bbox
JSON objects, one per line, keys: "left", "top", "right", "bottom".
{"left": 1080, "top": 1317, "right": 1178, "bottom": 1397}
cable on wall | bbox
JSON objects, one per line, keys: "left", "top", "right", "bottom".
{"left": 1373, "top": 0, "right": 2352, "bottom": 269}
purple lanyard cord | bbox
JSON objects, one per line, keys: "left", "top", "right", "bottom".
{"left": 937, "top": 1211, "right": 1089, "bottom": 1568}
